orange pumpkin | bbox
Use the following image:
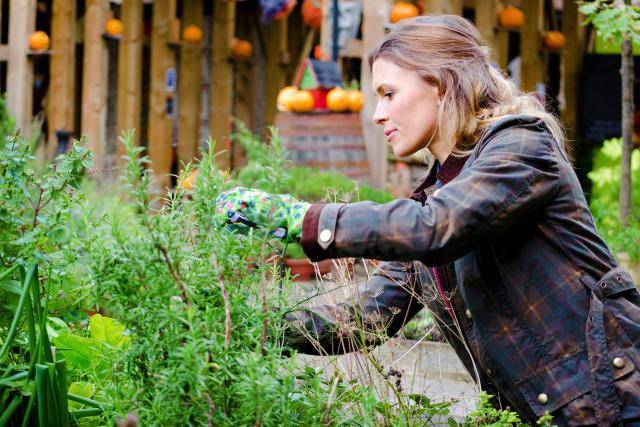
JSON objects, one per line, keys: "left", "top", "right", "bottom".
{"left": 290, "top": 90, "right": 315, "bottom": 113}
{"left": 390, "top": 2, "right": 419, "bottom": 23}
{"left": 180, "top": 169, "right": 199, "bottom": 191}
{"left": 230, "top": 38, "right": 253, "bottom": 61}
{"left": 326, "top": 87, "right": 349, "bottom": 112}
{"left": 347, "top": 90, "right": 364, "bottom": 113}
{"left": 277, "top": 86, "right": 298, "bottom": 112}
{"left": 302, "top": 0, "right": 323, "bottom": 29}
{"left": 29, "top": 31, "right": 49, "bottom": 51}
{"left": 498, "top": 6, "right": 524, "bottom": 29}
{"left": 314, "top": 45, "right": 329, "bottom": 61}
{"left": 105, "top": 18, "right": 124, "bottom": 37}
{"left": 183, "top": 25, "right": 203, "bottom": 44}
{"left": 544, "top": 31, "right": 566, "bottom": 49}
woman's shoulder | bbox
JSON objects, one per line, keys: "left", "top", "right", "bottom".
{"left": 473, "top": 114, "right": 556, "bottom": 157}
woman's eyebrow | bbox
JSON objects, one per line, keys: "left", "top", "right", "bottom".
{"left": 375, "top": 84, "right": 396, "bottom": 94}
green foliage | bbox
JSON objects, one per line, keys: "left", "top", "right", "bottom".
{"left": 0, "top": 119, "right": 561, "bottom": 426}
{"left": 588, "top": 138, "right": 640, "bottom": 260}
{"left": 0, "top": 94, "right": 15, "bottom": 151}
{"left": 579, "top": 0, "right": 640, "bottom": 47}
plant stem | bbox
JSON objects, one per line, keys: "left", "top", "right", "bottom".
{"left": 211, "top": 250, "right": 231, "bottom": 348}
{"left": 0, "top": 395, "right": 22, "bottom": 427}
{"left": 0, "top": 265, "right": 35, "bottom": 362}
{"left": 67, "top": 393, "right": 111, "bottom": 409}
{"left": 156, "top": 243, "right": 190, "bottom": 305}
{"left": 70, "top": 408, "right": 103, "bottom": 419}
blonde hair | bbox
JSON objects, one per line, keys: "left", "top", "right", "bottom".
{"left": 368, "top": 14, "right": 566, "bottom": 157}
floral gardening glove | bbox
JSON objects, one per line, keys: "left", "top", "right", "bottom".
{"left": 214, "top": 187, "right": 311, "bottom": 242}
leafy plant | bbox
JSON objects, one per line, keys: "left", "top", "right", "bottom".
{"left": 588, "top": 138, "right": 640, "bottom": 260}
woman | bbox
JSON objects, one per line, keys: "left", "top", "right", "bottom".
{"left": 214, "top": 15, "right": 640, "bottom": 425}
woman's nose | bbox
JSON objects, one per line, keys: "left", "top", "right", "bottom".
{"left": 372, "top": 101, "right": 387, "bottom": 125}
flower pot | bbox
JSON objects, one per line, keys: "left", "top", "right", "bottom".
{"left": 283, "top": 257, "right": 333, "bottom": 281}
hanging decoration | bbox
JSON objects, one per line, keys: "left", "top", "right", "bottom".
{"left": 302, "top": 0, "right": 323, "bottom": 29}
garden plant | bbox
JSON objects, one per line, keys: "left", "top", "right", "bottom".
{"left": 1, "top": 102, "right": 558, "bottom": 425}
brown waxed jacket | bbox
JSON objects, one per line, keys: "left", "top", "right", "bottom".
{"left": 284, "top": 115, "right": 640, "bottom": 425}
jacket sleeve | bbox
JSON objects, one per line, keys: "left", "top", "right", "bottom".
{"left": 282, "top": 261, "right": 424, "bottom": 355}
{"left": 301, "top": 125, "right": 561, "bottom": 266}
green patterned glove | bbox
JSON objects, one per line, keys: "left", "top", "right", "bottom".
{"left": 214, "top": 187, "right": 311, "bottom": 242}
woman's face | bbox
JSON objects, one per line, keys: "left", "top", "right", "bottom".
{"left": 371, "top": 58, "right": 441, "bottom": 158}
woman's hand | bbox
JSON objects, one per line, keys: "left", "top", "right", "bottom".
{"left": 214, "top": 187, "right": 310, "bottom": 242}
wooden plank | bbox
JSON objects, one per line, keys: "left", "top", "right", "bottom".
{"left": 48, "top": 0, "right": 77, "bottom": 154}
{"left": 7, "top": 0, "right": 36, "bottom": 133}
{"left": 361, "top": 0, "right": 392, "bottom": 188}
{"left": 148, "top": 0, "right": 177, "bottom": 190}
{"left": 560, "top": 0, "right": 583, "bottom": 149}
{"left": 520, "top": 0, "right": 543, "bottom": 92}
{"left": 495, "top": 29, "right": 509, "bottom": 72}
{"left": 0, "top": 45, "right": 8, "bottom": 61}
{"left": 177, "top": 0, "right": 203, "bottom": 168}
{"left": 116, "top": 0, "right": 143, "bottom": 157}
{"left": 82, "top": 0, "right": 109, "bottom": 170}
{"left": 424, "top": 0, "right": 443, "bottom": 14}
{"left": 210, "top": 0, "right": 235, "bottom": 169}
{"left": 474, "top": 0, "right": 496, "bottom": 59}
{"left": 264, "top": 18, "right": 287, "bottom": 129}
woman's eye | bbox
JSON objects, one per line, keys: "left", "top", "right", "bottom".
{"left": 384, "top": 92, "right": 394, "bottom": 99}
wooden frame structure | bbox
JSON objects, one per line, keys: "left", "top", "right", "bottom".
{"left": 1, "top": 0, "right": 585, "bottom": 190}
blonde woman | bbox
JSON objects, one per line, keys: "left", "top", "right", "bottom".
{"left": 215, "top": 15, "right": 640, "bottom": 425}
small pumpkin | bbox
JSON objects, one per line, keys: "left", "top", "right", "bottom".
{"left": 326, "top": 87, "right": 349, "bottom": 112}
{"left": 290, "top": 90, "right": 315, "bottom": 113}
{"left": 105, "top": 18, "right": 124, "bottom": 37}
{"left": 347, "top": 89, "right": 364, "bottom": 113}
{"left": 302, "top": 0, "right": 323, "bottom": 29}
{"left": 544, "top": 31, "right": 566, "bottom": 49}
{"left": 498, "top": 6, "right": 524, "bottom": 29}
{"left": 180, "top": 169, "right": 199, "bottom": 191}
{"left": 314, "top": 45, "right": 329, "bottom": 61}
{"left": 183, "top": 25, "right": 203, "bottom": 44}
{"left": 390, "top": 2, "right": 419, "bottom": 24}
{"left": 277, "top": 86, "right": 298, "bottom": 112}
{"left": 29, "top": 31, "right": 49, "bottom": 51}
{"left": 230, "top": 38, "right": 253, "bottom": 61}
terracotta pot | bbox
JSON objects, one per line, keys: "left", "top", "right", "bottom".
{"left": 284, "top": 257, "right": 333, "bottom": 281}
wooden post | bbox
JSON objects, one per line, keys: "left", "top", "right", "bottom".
{"left": 560, "top": 0, "right": 583, "bottom": 148}
{"left": 520, "top": 0, "right": 544, "bottom": 92}
{"left": 210, "top": 0, "right": 235, "bottom": 169}
{"left": 361, "top": 0, "right": 391, "bottom": 188}
{"left": 82, "top": 0, "right": 109, "bottom": 170}
{"left": 177, "top": 0, "right": 203, "bottom": 167}
{"left": 148, "top": 0, "right": 177, "bottom": 189}
{"left": 265, "top": 18, "right": 288, "bottom": 128}
{"left": 48, "top": 0, "right": 77, "bottom": 153}
{"left": 116, "top": 0, "right": 143, "bottom": 157}
{"left": 7, "top": 0, "right": 36, "bottom": 133}
{"left": 474, "top": 0, "right": 496, "bottom": 57}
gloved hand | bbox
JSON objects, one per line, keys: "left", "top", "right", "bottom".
{"left": 214, "top": 187, "right": 311, "bottom": 242}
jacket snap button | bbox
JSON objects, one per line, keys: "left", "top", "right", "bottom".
{"left": 319, "top": 229, "right": 332, "bottom": 243}
{"left": 613, "top": 357, "right": 626, "bottom": 369}
{"left": 537, "top": 393, "right": 548, "bottom": 405}
{"left": 465, "top": 309, "right": 472, "bottom": 319}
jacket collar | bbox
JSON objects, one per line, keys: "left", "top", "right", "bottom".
{"left": 410, "top": 154, "right": 469, "bottom": 203}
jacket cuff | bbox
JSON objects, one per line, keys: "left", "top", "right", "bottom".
{"left": 301, "top": 204, "right": 325, "bottom": 261}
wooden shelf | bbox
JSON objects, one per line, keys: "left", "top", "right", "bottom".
{"left": 101, "top": 33, "right": 122, "bottom": 41}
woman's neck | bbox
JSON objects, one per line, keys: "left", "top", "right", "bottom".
{"left": 428, "top": 139, "right": 455, "bottom": 164}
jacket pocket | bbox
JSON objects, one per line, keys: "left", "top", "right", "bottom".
{"left": 516, "top": 347, "right": 637, "bottom": 418}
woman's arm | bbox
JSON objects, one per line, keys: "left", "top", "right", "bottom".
{"left": 283, "top": 261, "right": 423, "bottom": 355}
{"left": 301, "top": 125, "right": 561, "bottom": 266}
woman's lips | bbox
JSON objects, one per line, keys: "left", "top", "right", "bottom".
{"left": 385, "top": 129, "right": 397, "bottom": 140}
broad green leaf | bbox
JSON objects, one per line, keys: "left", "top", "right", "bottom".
{"left": 53, "top": 334, "right": 99, "bottom": 371}
{"left": 89, "top": 314, "right": 129, "bottom": 348}
{"left": 68, "top": 381, "right": 95, "bottom": 410}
